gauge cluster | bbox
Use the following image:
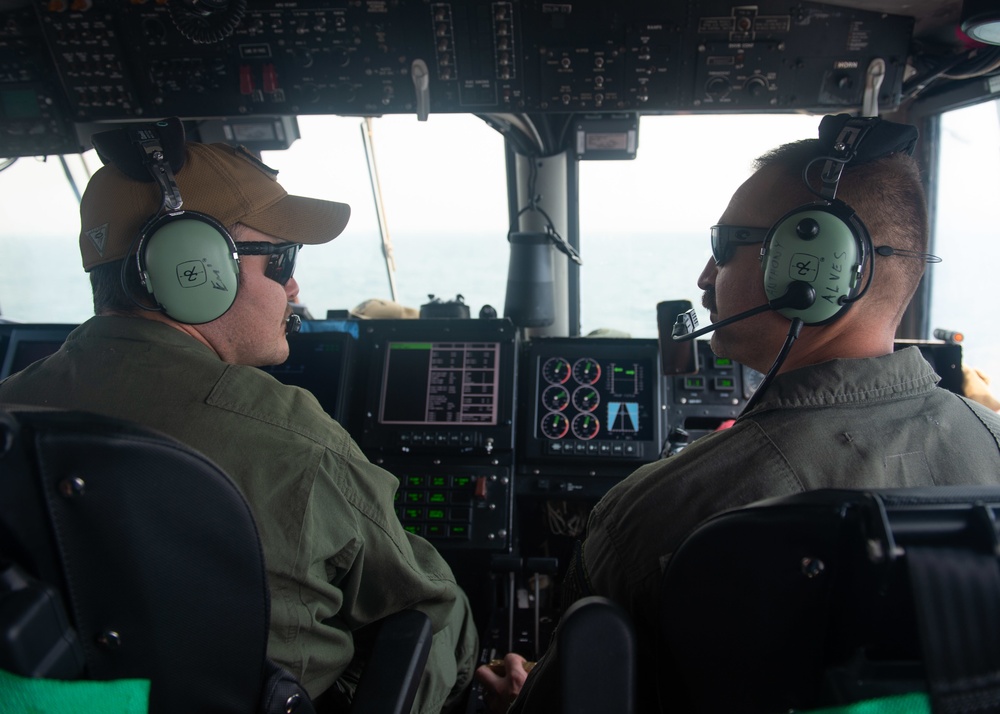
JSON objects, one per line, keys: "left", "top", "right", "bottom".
{"left": 538, "top": 356, "right": 606, "bottom": 442}
{"left": 520, "top": 338, "right": 663, "bottom": 473}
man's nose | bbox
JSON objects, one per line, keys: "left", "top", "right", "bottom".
{"left": 696, "top": 256, "right": 717, "bottom": 291}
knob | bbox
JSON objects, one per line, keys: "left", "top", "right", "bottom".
{"left": 705, "top": 76, "right": 730, "bottom": 98}
{"left": 299, "top": 83, "right": 320, "bottom": 103}
{"left": 292, "top": 50, "right": 313, "bottom": 69}
{"left": 745, "top": 76, "right": 768, "bottom": 98}
{"left": 142, "top": 18, "right": 166, "bottom": 40}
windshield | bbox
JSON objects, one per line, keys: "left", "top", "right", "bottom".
{"left": 1, "top": 110, "right": 996, "bottom": 384}
{"left": 930, "top": 99, "right": 1000, "bottom": 379}
{"left": 578, "top": 113, "right": 819, "bottom": 337}
{"left": 0, "top": 113, "right": 818, "bottom": 329}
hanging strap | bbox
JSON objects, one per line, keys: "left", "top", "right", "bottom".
{"left": 908, "top": 545, "right": 1000, "bottom": 714}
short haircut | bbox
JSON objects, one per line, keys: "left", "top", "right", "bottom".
{"left": 89, "top": 259, "right": 144, "bottom": 316}
{"left": 754, "top": 139, "right": 929, "bottom": 323}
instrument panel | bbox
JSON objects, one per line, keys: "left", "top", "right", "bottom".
{"left": 2, "top": 319, "right": 969, "bottom": 543}
{"left": 1, "top": 0, "right": 914, "bottom": 156}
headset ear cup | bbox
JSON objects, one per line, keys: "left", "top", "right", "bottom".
{"left": 760, "top": 202, "right": 866, "bottom": 325}
{"left": 138, "top": 212, "right": 240, "bottom": 324}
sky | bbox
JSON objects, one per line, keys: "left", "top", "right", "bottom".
{"left": 0, "top": 113, "right": 820, "bottom": 239}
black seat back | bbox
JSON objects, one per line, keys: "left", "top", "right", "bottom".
{"left": 0, "top": 406, "right": 304, "bottom": 714}
{"left": 559, "top": 596, "right": 635, "bottom": 714}
{"left": 659, "top": 487, "right": 1000, "bottom": 714}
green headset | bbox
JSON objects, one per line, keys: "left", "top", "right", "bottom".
{"left": 93, "top": 119, "right": 241, "bottom": 325}
{"left": 759, "top": 114, "right": 918, "bottom": 325}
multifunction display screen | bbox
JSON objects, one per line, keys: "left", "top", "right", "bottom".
{"left": 379, "top": 341, "right": 501, "bottom": 426}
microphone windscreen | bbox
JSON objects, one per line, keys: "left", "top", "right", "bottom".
{"left": 657, "top": 300, "right": 699, "bottom": 374}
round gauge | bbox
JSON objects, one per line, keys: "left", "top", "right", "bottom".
{"left": 540, "top": 411, "right": 570, "bottom": 439}
{"left": 572, "top": 385, "right": 600, "bottom": 412}
{"left": 572, "top": 358, "right": 601, "bottom": 385}
{"left": 542, "top": 357, "right": 571, "bottom": 384}
{"left": 541, "top": 384, "right": 570, "bottom": 411}
{"left": 742, "top": 365, "right": 765, "bottom": 400}
{"left": 571, "top": 412, "right": 601, "bottom": 440}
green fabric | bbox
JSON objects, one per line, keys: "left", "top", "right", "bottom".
{"left": 0, "top": 670, "right": 149, "bottom": 713}
{"left": 0, "top": 316, "right": 478, "bottom": 714}
{"left": 803, "top": 692, "right": 931, "bottom": 713}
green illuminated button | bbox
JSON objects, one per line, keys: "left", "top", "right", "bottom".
{"left": 428, "top": 508, "right": 446, "bottom": 520}
{"left": 683, "top": 376, "right": 705, "bottom": 390}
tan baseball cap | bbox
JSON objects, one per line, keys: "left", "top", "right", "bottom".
{"left": 79, "top": 142, "right": 351, "bottom": 271}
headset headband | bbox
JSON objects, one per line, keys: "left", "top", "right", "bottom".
{"left": 92, "top": 117, "right": 187, "bottom": 182}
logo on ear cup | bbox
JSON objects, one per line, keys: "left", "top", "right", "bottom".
{"left": 177, "top": 261, "right": 208, "bottom": 286}
{"left": 137, "top": 212, "right": 240, "bottom": 324}
{"left": 787, "top": 253, "right": 820, "bottom": 282}
{"left": 761, "top": 202, "right": 867, "bottom": 325}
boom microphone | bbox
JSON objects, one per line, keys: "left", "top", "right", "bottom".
{"left": 672, "top": 281, "right": 817, "bottom": 341}
{"left": 285, "top": 313, "right": 302, "bottom": 334}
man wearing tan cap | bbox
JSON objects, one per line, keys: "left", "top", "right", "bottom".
{"left": 0, "top": 119, "right": 477, "bottom": 712}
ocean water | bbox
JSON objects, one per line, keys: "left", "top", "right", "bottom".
{"left": 0, "top": 228, "right": 709, "bottom": 337}
{"left": 3, "top": 229, "right": 999, "bottom": 382}
{"left": 286, "top": 229, "right": 712, "bottom": 338}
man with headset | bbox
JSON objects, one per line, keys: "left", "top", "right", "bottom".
{"left": 476, "top": 115, "right": 1000, "bottom": 712}
{"left": 0, "top": 121, "right": 477, "bottom": 713}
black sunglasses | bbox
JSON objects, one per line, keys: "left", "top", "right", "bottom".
{"left": 710, "top": 225, "right": 770, "bottom": 265}
{"left": 235, "top": 242, "right": 302, "bottom": 285}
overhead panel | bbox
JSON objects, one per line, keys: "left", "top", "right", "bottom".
{"left": 0, "top": 0, "right": 913, "bottom": 157}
